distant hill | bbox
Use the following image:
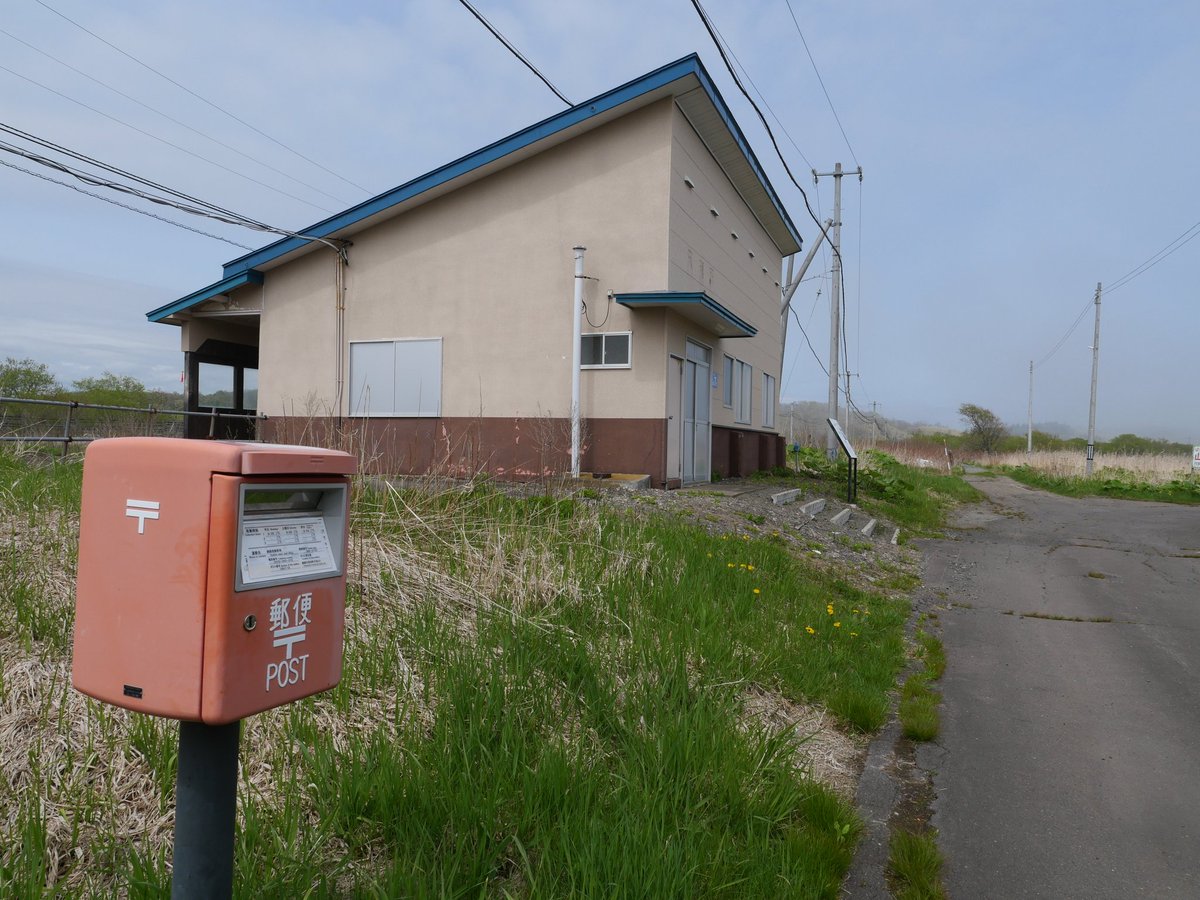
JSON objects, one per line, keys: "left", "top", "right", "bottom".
{"left": 779, "top": 400, "right": 953, "bottom": 444}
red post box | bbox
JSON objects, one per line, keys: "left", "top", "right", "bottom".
{"left": 73, "top": 437, "right": 356, "bottom": 724}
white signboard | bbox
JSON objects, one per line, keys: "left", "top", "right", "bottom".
{"left": 1193, "top": 445, "right": 1200, "bottom": 471}
{"left": 240, "top": 516, "right": 336, "bottom": 586}
{"left": 827, "top": 417, "right": 858, "bottom": 460}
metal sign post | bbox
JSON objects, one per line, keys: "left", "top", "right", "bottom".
{"left": 827, "top": 417, "right": 858, "bottom": 503}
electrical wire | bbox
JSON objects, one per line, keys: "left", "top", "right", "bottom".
{"left": 790, "top": 304, "right": 828, "bottom": 376}
{"left": 455, "top": 0, "right": 572, "bottom": 106}
{"left": 781, "top": 0, "right": 859, "bottom": 167}
{"left": 701, "top": 12, "right": 814, "bottom": 170}
{"left": 0, "top": 63, "right": 336, "bottom": 213}
{"left": 0, "top": 26, "right": 351, "bottom": 206}
{"left": 1106, "top": 219, "right": 1200, "bottom": 294}
{"left": 0, "top": 133, "right": 346, "bottom": 253}
{"left": 1033, "top": 296, "right": 1093, "bottom": 370}
{"left": 0, "top": 156, "right": 254, "bottom": 249}
{"left": 33, "top": 0, "right": 369, "bottom": 194}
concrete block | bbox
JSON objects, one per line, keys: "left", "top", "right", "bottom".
{"left": 771, "top": 488, "right": 803, "bottom": 506}
{"left": 861, "top": 518, "right": 878, "bottom": 538}
{"left": 799, "top": 498, "right": 826, "bottom": 517}
{"left": 891, "top": 528, "right": 901, "bottom": 545}
{"left": 830, "top": 507, "right": 852, "bottom": 528}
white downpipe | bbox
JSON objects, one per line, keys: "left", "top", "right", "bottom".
{"left": 570, "top": 246, "right": 586, "bottom": 478}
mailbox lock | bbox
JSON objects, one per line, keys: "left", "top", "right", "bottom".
{"left": 243, "top": 614, "right": 257, "bottom": 632}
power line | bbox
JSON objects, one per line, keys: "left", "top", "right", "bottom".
{"left": 33, "top": 0, "right": 369, "bottom": 194}
{"left": 1106, "top": 219, "right": 1200, "bottom": 294}
{"left": 455, "top": 0, "right": 572, "bottom": 106}
{"left": 781, "top": 0, "right": 859, "bottom": 167}
{"left": 0, "top": 129, "right": 346, "bottom": 253}
{"left": 0, "top": 156, "right": 253, "bottom": 250}
{"left": 2, "top": 122, "right": 277, "bottom": 231}
{"left": 0, "top": 63, "right": 336, "bottom": 214}
{"left": 700, "top": 13, "right": 814, "bottom": 169}
{"left": 0, "top": 26, "right": 351, "bottom": 206}
{"left": 1034, "top": 296, "right": 1093, "bottom": 370}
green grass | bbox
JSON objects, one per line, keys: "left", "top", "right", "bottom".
{"left": 782, "top": 447, "right": 982, "bottom": 533}
{"left": 888, "top": 829, "right": 948, "bottom": 900}
{"left": 1019, "top": 611, "right": 1113, "bottom": 623}
{"left": 900, "top": 626, "right": 945, "bottom": 742}
{"left": 0, "top": 448, "right": 913, "bottom": 896}
{"left": 1003, "top": 465, "right": 1200, "bottom": 504}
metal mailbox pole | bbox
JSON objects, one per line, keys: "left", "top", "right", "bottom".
{"left": 172, "top": 721, "right": 241, "bottom": 899}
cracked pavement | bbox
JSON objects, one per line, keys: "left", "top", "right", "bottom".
{"left": 920, "top": 475, "right": 1200, "bottom": 897}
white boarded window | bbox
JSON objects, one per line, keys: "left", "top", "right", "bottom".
{"left": 349, "top": 338, "right": 442, "bottom": 416}
{"left": 733, "top": 358, "right": 752, "bottom": 425}
{"left": 581, "top": 332, "right": 631, "bottom": 368}
{"left": 722, "top": 355, "right": 733, "bottom": 408}
{"left": 762, "top": 373, "right": 776, "bottom": 428}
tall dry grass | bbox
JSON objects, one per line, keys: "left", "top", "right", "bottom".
{"left": 985, "top": 449, "right": 1193, "bottom": 484}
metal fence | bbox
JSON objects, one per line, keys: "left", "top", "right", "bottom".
{"left": 0, "top": 395, "right": 266, "bottom": 454}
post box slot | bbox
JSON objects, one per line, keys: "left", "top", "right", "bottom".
{"left": 235, "top": 482, "right": 347, "bottom": 592}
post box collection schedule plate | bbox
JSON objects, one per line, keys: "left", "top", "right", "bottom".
{"left": 239, "top": 516, "right": 337, "bottom": 586}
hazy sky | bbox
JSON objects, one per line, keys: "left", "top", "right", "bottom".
{"left": 1, "top": 1, "right": 1196, "bottom": 440}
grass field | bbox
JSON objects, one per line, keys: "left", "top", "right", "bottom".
{"left": 986, "top": 449, "right": 1193, "bottom": 484}
{"left": 980, "top": 449, "right": 1200, "bottom": 504}
{"left": 0, "top": 446, "right": 925, "bottom": 897}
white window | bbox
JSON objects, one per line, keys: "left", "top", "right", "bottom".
{"left": 733, "top": 359, "right": 752, "bottom": 425}
{"left": 762, "top": 373, "right": 776, "bottom": 428}
{"left": 349, "top": 338, "right": 442, "bottom": 416}
{"left": 581, "top": 332, "right": 631, "bottom": 368}
{"left": 722, "top": 355, "right": 734, "bottom": 408}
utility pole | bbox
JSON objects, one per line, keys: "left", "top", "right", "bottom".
{"left": 813, "top": 163, "right": 862, "bottom": 459}
{"left": 1027, "top": 360, "right": 1034, "bottom": 456}
{"left": 1085, "top": 282, "right": 1102, "bottom": 475}
{"left": 871, "top": 401, "right": 878, "bottom": 445}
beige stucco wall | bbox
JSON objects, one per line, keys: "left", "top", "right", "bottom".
{"left": 257, "top": 99, "right": 677, "bottom": 421}
{"left": 667, "top": 106, "right": 785, "bottom": 433}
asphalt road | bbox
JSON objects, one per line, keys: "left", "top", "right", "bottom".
{"left": 922, "top": 475, "right": 1200, "bottom": 898}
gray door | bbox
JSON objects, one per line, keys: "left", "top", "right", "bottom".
{"left": 681, "top": 341, "right": 711, "bottom": 483}
{"left": 666, "top": 355, "right": 682, "bottom": 481}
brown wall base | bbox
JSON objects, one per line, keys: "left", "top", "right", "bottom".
{"left": 261, "top": 417, "right": 780, "bottom": 489}
{"left": 263, "top": 416, "right": 670, "bottom": 487}
{"left": 711, "top": 426, "right": 785, "bottom": 479}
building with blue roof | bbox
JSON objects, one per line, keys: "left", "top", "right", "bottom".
{"left": 149, "top": 54, "right": 804, "bottom": 485}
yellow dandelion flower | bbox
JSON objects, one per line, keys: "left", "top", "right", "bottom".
{"left": 850, "top": 632, "right": 858, "bottom": 637}
{"left": 805, "top": 626, "right": 815, "bottom": 634}
{"left": 852, "top": 608, "right": 860, "bottom": 614}
{"left": 833, "top": 621, "right": 841, "bottom": 628}
{"left": 727, "top": 563, "right": 735, "bottom": 568}
{"left": 753, "top": 588, "right": 761, "bottom": 595}
{"left": 706, "top": 552, "right": 713, "bottom": 558}
{"left": 747, "top": 564, "right": 755, "bottom": 571}
{"left": 739, "top": 563, "right": 747, "bottom": 569}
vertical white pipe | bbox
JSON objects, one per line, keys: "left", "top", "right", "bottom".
{"left": 571, "top": 246, "right": 586, "bottom": 478}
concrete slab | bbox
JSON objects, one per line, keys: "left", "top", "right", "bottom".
{"left": 830, "top": 507, "right": 852, "bottom": 528}
{"left": 799, "top": 498, "right": 826, "bottom": 517}
{"left": 771, "top": 488, "right": 803, "bottom": 505}
{"left": 860, "top": 518, "right": 877, "bottom": 538}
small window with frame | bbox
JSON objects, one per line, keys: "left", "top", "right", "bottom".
{"left": 581, "top": 332, "right": 632, "bottom": 369}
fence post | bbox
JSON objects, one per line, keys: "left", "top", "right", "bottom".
{"left": 61, "top": 401, "right": 76, "bottom": 457}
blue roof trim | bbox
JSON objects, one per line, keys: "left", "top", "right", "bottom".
{"left": 146, "top": 269, "right": 263, "bottom": 322}
{"left": 614, "top": 291, "right": 757, "bottom": 337}
{"left": 217, "top": 54, "right": 801, "bottom": 279}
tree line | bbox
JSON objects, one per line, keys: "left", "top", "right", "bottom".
{"left": 0, "top": 356, "right": 184, "bottom": 410}
{"left": 948, "top": 402, "right": 1191, "bottom": 455}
